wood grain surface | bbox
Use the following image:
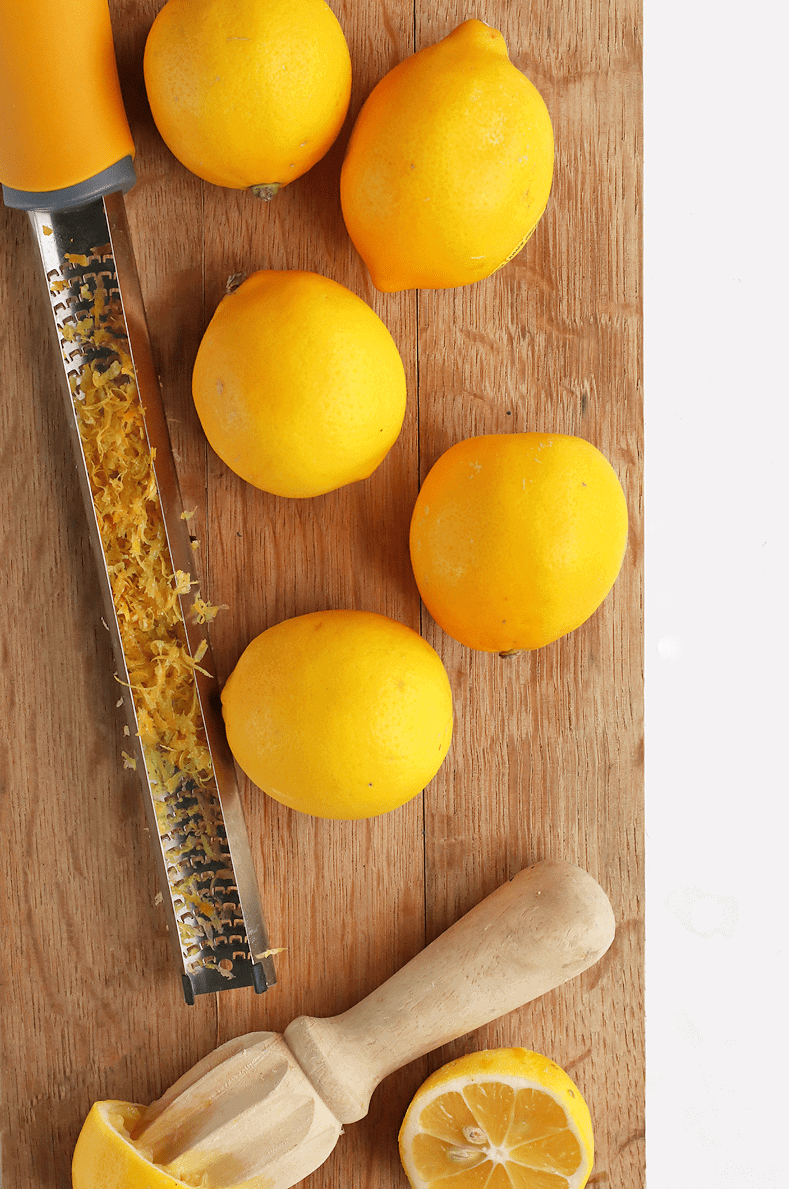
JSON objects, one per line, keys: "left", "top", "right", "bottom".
{"left": 0, "top": 1, "right": 643, "bottom": 1185}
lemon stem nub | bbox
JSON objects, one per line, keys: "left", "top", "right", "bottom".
{"left": 250, "top": 183, "right": 281, "bottom": 201}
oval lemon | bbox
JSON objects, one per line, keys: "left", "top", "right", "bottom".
{"left": 399, "top": 1048, "right": 595, "bottom": 1189}
{"left": 409, "top": 433, "right": 628, "bottom": 653}
{"left": 221, "top": 610, "right": 453, "bottom": 819}
{"left": 341, "top": 19, "right": 554, "bottom": 291}
{"left": 144, "top": 0, "right": 352, "bottom": 194}
{"left": 192, "top": 270, "right": 407, "bottom": 498}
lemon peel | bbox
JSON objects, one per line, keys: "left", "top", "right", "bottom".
{"left": 144, "top": 0, "right": 351, "bottom": 192}
{"left": 341, "top": 19, "right": 554, "bottom": 291}
{"left": 409, "top": 433, "right": 628, "bottom": 653}
{"left": 72, "top": 1102, "right": 188, "bottom": 1189}
{"left": 192, "top": 270, "right": 407, "bottom": 498}
{"left": 221, "top": 609, "right": 453, "bottom": 819}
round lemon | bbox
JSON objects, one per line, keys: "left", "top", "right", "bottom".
{"left": 192, "top": 270, "right": 407, "bottom": 497}
{"left": 144, "top": 0, "right": 352, "bottom": 194}
{"left": 409, "top": 433, "right": 628, "bottom": 653}
{"left": 72, "top": 1101, "right": 187, "bottom": 1189}
{"left": 221, "top": 610, "right": 453, "bottom": 819}
{"left": 399, "top": 1048, "right": 595, "bottom": 1189}
{"left": 340, "top": 19, "right": 554, "bottom": 291}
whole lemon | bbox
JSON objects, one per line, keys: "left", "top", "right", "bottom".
{"left": 192, "top": 270, "right": 407, "bottom": 497}
{"left": 221, "top": 610, "right": 454, "bottom": 819}
{"left": 409, "top": 434, "right": 628, "bottom": 653}
{"left": 143, "top": 0, "right": 352, "bottom": 194}
{"left": 340, "top": 19, "right": 554, "bottom": 291}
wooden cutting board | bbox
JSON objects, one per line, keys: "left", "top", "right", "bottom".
{"left": 0, "top": 0, "right": 643, "bottom": 1185}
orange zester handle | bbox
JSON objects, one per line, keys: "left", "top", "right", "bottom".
{"left": 0, "top": 0, "right": 135, "bottom": 199}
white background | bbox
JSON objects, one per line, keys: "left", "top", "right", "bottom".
{"left": 644, "top": 0, "right": 787, "bottom": 1182}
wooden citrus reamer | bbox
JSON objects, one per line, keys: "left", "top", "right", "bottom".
{"left": 115, "top": 859, "right": 615, "bottom": 1187}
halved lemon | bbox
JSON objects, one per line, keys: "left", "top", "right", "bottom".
{"left": 398, "top": 1049, "right": 594, "bottom": 1189}
{"left": 72, "top": 1101, "right": 190, "bottom": 1188}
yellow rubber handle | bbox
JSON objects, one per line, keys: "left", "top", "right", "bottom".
{"left": 0, "top": 0, "right": 134, "bottom": 195}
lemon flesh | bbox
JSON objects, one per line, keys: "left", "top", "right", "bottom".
{"left": 72, "top": 1102, "right": 189, "bottom": 1189}
{"left": 399, "top": 1049, "right": 594, "bottom": 1189}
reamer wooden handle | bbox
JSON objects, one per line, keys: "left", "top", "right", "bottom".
{"left": 284, "top": 858, "right": 615, "bottom": 1123}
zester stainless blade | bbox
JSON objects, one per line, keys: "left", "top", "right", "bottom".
{"left": 28, "top": 192, "right": 277, "bottom": 1003}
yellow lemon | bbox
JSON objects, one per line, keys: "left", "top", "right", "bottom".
{"left": 340, "top": 19, "right": 554, "bottom": 291}
{"left": 143, "top": 0, "right": 351, "bottom": 194}
{"left": 399, "top": 1048, "right": 595, "bottom": 1189}
{"left": 72, "top": 1102, "right": 187, "bottom": 1189}
{"left": 221, "top": 610, "right": 453, "bottom": 819}
{"left": 192, "top": 270, "right": 407, "bottom": 497}
{"left": 409, "top": 434, "right": 628, "bottom": 653}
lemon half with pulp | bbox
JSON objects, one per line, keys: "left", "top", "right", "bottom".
{"left": 399, "top": 1048, "right": 594, "bottom": 1189}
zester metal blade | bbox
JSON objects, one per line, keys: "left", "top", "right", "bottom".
{"left": 28, "top": 192, "right": 276, "bottom": 1003}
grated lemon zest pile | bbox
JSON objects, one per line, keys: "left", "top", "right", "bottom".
{"left": 68, "top": 284, "right": 219, "bottom": 793}
{"left": 62, "top": 263, "right": 245, "bottom": 972}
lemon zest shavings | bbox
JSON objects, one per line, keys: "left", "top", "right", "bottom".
{"left": 63, "top": 266, "right": 243, "bottom": 968}
{"left": 191, "top": 596, "right": 225, "bottom": 624}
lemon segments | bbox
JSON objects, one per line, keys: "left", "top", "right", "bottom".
{"left": 399, "top": 1049, "right": 594, "bottom": 1189}
{"left": 192, "top": 270, "right": 407, "bottom": 497}
{"left": 340, "top": 19, "right": 554, "bottom": 291}
{"left": 409, "top": 434, "right": 628, "bottom": 653}
{"left": 72, "top": 1101, "right": 188, "bottom": 1189}
{"left": 221, "top": 610, "right": 453, "bottom": 819}
{"left": 144, "top": 0, "right": 351, "bottom": 193}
